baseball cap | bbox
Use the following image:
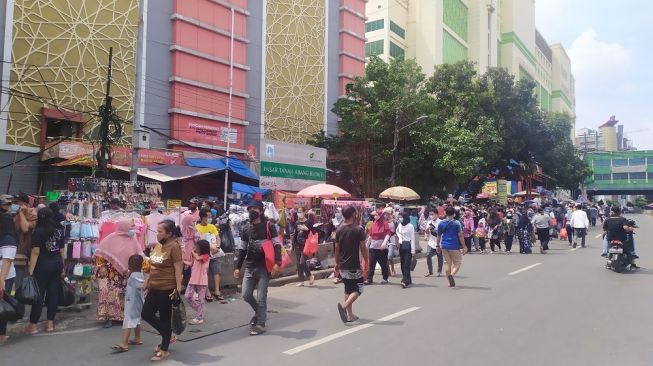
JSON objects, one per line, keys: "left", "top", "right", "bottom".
{"left": 247, "top": 201, "right": 264, "bottom": 210}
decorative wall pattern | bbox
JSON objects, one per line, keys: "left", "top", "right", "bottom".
{"left": 7, "top": 0, "right": 138, "bottom": 147}
{"left": 264, "top": 0, "right": 325, "bottom": 144}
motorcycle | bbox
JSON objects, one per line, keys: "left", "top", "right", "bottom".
{"left": 605, "top": 219, "right": 637, "bottom": 273}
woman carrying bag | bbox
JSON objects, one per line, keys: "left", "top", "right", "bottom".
{"left": 22, "top": 208, "right": 64, "bottom": 335}
{"left": 0, "top": 213, "right": 18, "bottom": 343}
{"left": 142, "top": 220, "right": 183, "bottom": 362}
{"left": 292, "top": 207, "right": 315, "bottom": 287}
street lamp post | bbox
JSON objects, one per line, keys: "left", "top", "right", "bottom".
{"left": 390, "top": 115, "right": 429, "bottom": 186}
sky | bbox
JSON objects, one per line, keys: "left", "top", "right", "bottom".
{"left": 535, "top": 0, "right": 653, "bottom": 150}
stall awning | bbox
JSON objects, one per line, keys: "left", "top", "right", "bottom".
{"left": 232, "top": 183, "right": 270, "bottom": 195}
{"left": 111, "top": 165, "right": 218, "bottom": 182}
{"left": 185, "top": 157, "right": 258, "bottom": 184}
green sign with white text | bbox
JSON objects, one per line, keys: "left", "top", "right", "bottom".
{"left": 260, "top": 161, "right": 326, "bottom": 181}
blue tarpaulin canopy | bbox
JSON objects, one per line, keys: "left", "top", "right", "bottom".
{"left": 185, "top": 157, "right": 258, "bottom": 185}
{"left": 232, "top": 183, "right": 270, "bottom": 195}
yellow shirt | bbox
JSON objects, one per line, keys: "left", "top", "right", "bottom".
{"left": 196, "top": 223, "right": 219, "bottom": 236}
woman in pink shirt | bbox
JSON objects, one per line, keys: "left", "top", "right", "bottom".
{"left": 185, "top": 240, "right": 210, "bottom": 325}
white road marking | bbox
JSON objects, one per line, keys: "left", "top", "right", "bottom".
{"left": 508, "top": 263, "right": 542, "bottom": 276}
{"left": 282, "top": 306, "right": 420, "bottom": 355}
{"left": 595, "top": 233, "right": 604, "bottom": 239}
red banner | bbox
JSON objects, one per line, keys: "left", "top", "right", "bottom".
{"left": 46, "top": 141, "right": 184, "bottom": 167}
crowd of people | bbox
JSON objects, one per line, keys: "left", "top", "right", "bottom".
{"left": 0, "top": 190, "right": 640, "bottom": 362}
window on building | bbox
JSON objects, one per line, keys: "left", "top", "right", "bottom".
{"left": 629, "top": 158, "right": 645, "bottom": 166}
{"left": 365, "top": 40, "right": 384, "bottom": 57}
{"left": 612, "top": 173, "right": 628, "bottom": 180}
{"left": 648, "top": 172, "right": 653, "bottom": 179}
{"left": 630, "top": 172, "right": 646, "bottom": 180}
{"left": 366, "top": 19, "right": 384, "bottom": 32}
{"left": 593, "top": 174, "right": 611, "bottom": 181}
{"left": 443, "top": 0, "right": 468, "bottom": 41}
{"left": 443, "top": 31, "right": 468, "bottom": 64}
{"left": 389, "top": 42, "right": 405, "bottom": 59}
{"left": 593, "top": 159, "right": 610, "bottom": 167}
{"left": 612, "top": 159, "right": 628, "bottom": 167}
{"left": 648, "top": 157, "right": 653, "bottom": 165}
{"left": 390, "top": 21, "right": 405, "bottom": 39}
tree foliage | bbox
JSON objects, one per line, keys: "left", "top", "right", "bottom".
{"left": 311, "top": 58, "right": 590, "bottom": 197}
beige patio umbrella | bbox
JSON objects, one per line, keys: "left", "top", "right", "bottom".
{"left": 379, "top": 186, "right": 420, "bottom": 201}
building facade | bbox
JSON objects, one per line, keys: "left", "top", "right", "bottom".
{"left": 575, "top": 116, "right": 635, "bottom": 153}
{"left": 0, "top": 0, "right": 366, "bottom": 194}
{"left": 585, "top": 150, "right": 653, "bottom": 194}
{"left": 364, "top": 0, "right": 575, "bottom": 123}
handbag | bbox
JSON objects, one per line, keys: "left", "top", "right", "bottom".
{"left": 261, "top": 223, "right": 277, "bottom": 272}
{"left": 15, "top": 276, "right": 41, "bottom": 305}
{"left": 280, "top": 246, "right": 292, "bottom": 269}
{"left": 0, "top": 292, "right": 24, "bottom": 322}
{"left": 302, "top": 231, "right": 319, "bottom": 257}
{"left": 59, "top": 278, "right": 76, "bottom": 307}
{"left": 171, "top": 294, "right": 187, "bottom": 335}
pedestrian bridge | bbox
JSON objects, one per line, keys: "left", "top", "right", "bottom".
{"left": 585, "top": 151, "right": 653, "bottom": 196}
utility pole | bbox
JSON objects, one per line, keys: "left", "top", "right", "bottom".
{"left": 222, "top": 8, "right": 235, "bottom": 211}
{"left": 390, "top": 109, "right": 399, "bottom": 187}
{"left": 131, "top": 0, "right": 148, "bottom": 181}
{"left": 96, "top": 47, "right": 113, "bottom": 178}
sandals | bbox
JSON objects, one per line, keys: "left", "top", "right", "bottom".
{"left": 154, "top": 336, "right": 177, "bottom": 352}
{"left": 213, "top": 293, "right": 225, "bottom": 301}
{"left": 111, "top": 345, "right": 129, "bottom": 353}
{"left": 128, "top": 339, "right": 143, "bottom": 346}
{"left": 150, "top": 351, "right": 170, "bottom": 362}
{"left": 21, "top": 327, "right": 38, "bottom": 335}
{"left": 189, "top": 318, "right": 204, "bottom": 325}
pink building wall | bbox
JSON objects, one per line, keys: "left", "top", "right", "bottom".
{"left": 338, "top": 0, "right": 367, "bottom": 96}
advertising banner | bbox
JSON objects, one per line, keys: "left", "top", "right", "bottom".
{"left": 497, "top": 180, "right": 508, "bottom": 205}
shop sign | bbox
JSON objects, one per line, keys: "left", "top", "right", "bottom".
{"left": 166, "top": 199, "right": 182, "bottom": 209}
{"left": 497, "top": 180, "right": 508, "bottom": 205}
{"left": 259, "top": 138, "right": 327, "bottom": 191}
{"left": 482, "top": 181, "right": 498, "bottom": 195}
{"left": 260, "top": 161, "right": 325, "bottom": 181}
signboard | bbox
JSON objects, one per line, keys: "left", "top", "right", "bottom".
{"left": 171, "top": 115, "right": 244, "bottom": 149}
{"left": 259, "top": 138, "right": 327, "bottom": 191}
{"left": 220, "top": 128, "right": 237, "bottom": 144}
{"left": 497, "top": 179, "right": 508, "bottom": 205}
{"left": 482, "top": 181, "right": 497, "bottom": 195}
{"left": 166, "top": 199, "right": 182, "bottom": 209}
{"left": 43, "top": 141, "right": 184, "bottom": 166}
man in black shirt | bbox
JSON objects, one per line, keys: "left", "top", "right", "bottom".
{"left": 335, "top": 205, "right": 368, "bottom": 323}
{"left": 234, "top": 201, "right": 281, "bottom": 335}
{"left": 602, "top": 206, "right": 636, "bottom": 267}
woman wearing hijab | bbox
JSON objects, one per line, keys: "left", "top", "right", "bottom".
{"left": 516, "top": 208, "right": 534, "bottom": 254}
{"left": 292, "top": 207, "right": 315, "bottom": 287}
{"left": 366, "top": 209, "right": 391, "bottom": 285}
{"left": 396, "top": 212, "right": 416, "bottom": 288}
{"left": 94, "top": 220, "right": 144, "bottom": 328}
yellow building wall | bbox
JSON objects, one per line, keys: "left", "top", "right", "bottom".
{"left": 7, "top": 0, "right": 138, "bottom": 147}
{"left": 264, "top": 0, "right": 325, "bottom": 144}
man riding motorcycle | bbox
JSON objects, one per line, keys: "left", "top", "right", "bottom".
{"left": 602, "top": 206, "right": 638, "bottom": 269}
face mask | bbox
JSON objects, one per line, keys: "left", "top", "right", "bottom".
{"left": 249, "top": 210, "right": 260, "bottom": 221}
{"left": 10, "top": 204, "right": 19, "bottom": 213}
{"left": 402, "top": 217, "right": 410, "bottom": 226}
{"left": 297, "top": 213, "right": 305, "bottom": 219}
{"left": 430, "top": 215, "right": 436, "bottom": 220}
{"left": 128, "top": 229, "right": 136, "bottom": 238}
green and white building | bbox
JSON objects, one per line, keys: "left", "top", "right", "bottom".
{"left": 365, "top": 0, "right": 575, "bottom": 132}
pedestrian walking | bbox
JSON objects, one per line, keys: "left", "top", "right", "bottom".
{"left": 424, "top": 209, "right": 443, "bottom": 277}
{"left": 384, "top": 208, "right": 398, "bottom": 277}
{"left": 22, "top": 208, "right": 64, "bottom": 335}
{"left": 475, "top": 215, "right": 488, "bottom": 254}
{"left": 396, "top": 213, "right": 416, "bottom": 288}
{"left": 501, "top": 211, "right": 516, "bottom": 253}
{"left": 195, "top": 209, "right": 222, "bottom": 302}
{"left": 532, "top": 208, "right": 551, "bottom": 254}
{"left": 516, "top": 208, "right": 534, "bottom": 254}
{"left": 462, "top": 209, "right": 475, "bottom": 253}
{"left": 487, "top": 209, "right": 502, "bottom": 253}
{"left": 365, "top": 209, "right": 392, "bottom": 285}
{"left": 588, "top": 205, "right": 599, "bottom": 227}
{"left": 142, "top": 219, "right": 183, "bottom": 362}
{"left": 234, "top": 201, "right": 281, "bottom": 336}
{"left": 292, "top": 207, "right": 315, "bottom": 287}
{"left": 570, "top": 205, "right": 589, "bottom": 248}
{"left": 111, "top": 254, "right": 145, "bottom": 353}
{"left": 185, "top": 240, "right": 210, "bottom": 325}
{"left": 0, "top": 213, "right": 17, "bottom": 344}
{"left": 335, "top": 206, "right": 368, "bottom": 323}
{"left": 564, "top": 206, "right": 574, "bottom": 246}
{"left": 436, "top": 206, "right": 467, "bottom": 288}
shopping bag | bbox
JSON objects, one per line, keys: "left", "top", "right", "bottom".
{"left": 15, "top": 276, "right": 41, "bottom": 305}
{"left": 280, "top": 246, "right": 292, "bottom": 269}
{"left": 302, "top": 231, "right": 318, "bottom": 257}
{"left": 0, "top": 293, "right": 24, "bottom": 322}
{"left": 262, "top": 223, "right": 276, "bottom": 272}
{"left": 171, "top": 294, "right": 187, "bottom": 335}
{"left": 59, "top": 278, "right": 76, "bottom": 307}
{"left": 559, "top": 228, "right": 568, "bottom": 240}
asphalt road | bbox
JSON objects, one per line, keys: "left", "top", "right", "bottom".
{"left": 4, "top": 214, "right": 652, "bottom": 366}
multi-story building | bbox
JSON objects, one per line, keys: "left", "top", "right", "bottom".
{"left": 0, "top": 0, "right": 366, "bottom": 193}
{"left": 584, "top": 150, "right": 653, "bottom": 195}
{"left": 575, "top": 116, "right": 636, "bottom": 153}
{"left": 364, "top": 0, "right": 575, "bottom": 124}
